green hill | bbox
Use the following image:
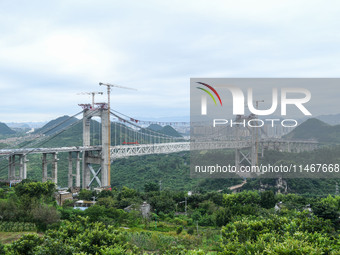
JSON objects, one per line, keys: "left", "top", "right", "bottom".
{"left": 284, "top": 118, "right": 340, "bottom": 143}
{"left": 0, "top": 122, "right": 15, "bottom": 135}
{"left": 148, "top": 124, "right": 163, "bottom": 131}
{"left": 161, "top": 125, "right": 182, "bottom": 137}
{"left": 147, "top": 124, "right": 182, "bottom": 137}
{"left": 34, "top": 115, "right": 79, "bottom": 136}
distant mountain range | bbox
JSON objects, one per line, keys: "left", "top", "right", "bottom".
{"left": 6, "top": 122, "right": 46, "bottom": 129}
{"left": 284, "top": 118, "right": 340, "bottom": 143}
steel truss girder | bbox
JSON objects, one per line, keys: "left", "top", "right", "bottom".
{"left": 110, "top": 139, "right": 318, "bottom": 159}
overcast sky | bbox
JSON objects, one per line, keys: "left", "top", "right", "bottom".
{"left": 1, "top": 0, "right": 340, "bottom": 122}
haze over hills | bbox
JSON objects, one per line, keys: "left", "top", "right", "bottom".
{"left": 284, "top": 118, "right": 340, "bottom": 143}
{"left": 6, "top": 121, "right": 46, "bottom": 129}
{"left": 6, "top": 123, "right": 30, "bottom": 129}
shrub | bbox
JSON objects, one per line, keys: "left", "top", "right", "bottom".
{"left": 176, "top": 226, "right": 183, "bottom": 234}
{"left": 214, "top": 207, "right": 232, "bottom": 227}
{"left": 187, "top": 228, "right": 194, "bottom": 235}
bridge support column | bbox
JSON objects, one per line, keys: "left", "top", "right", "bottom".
{"left": 68, "top": 152, "right": 81, "bottom": 189}
{"left": 19, "top": 155, "right": 27, "bottom": 179}
{"left": 76, "top": 152, "right": 81, "bottom": 187}
{"left": 68, "top": 152, "right": 73, "bottom": 188}
{"left": 8, "top": 155, "right": 16, "bottom": 180}
{"left": 42, "top": 153, "right": 58, "bottom": 184}
{"left": 82, "top": 151, "right": 90, "bottom": 189}
{"left": 42, "top": 153, "right": 47, "bottom": 182}
{"left": 52, "top": 153, "right": 58, "bottom": 184}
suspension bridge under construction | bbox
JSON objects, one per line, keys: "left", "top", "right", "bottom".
{"left": 0, "top": 88, "right": 318, "bottom": 189}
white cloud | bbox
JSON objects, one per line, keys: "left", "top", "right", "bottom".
{"left": 1, "top": 0, "right": 340, "bottom": 122}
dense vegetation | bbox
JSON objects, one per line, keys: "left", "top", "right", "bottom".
{"left": 0, "top": 180, "right": 339, "bottom": 254}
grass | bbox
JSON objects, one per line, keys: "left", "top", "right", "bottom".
{"left": 122, "top": 220, "right": 222, "bottom": 254}
{"left": 0, "top": 231, "right": 37, "bottom": 244}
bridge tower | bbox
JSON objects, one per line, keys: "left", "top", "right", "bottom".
{"left": 80, "top": 103, "right": 110, "bottom": 189}
{"left": 234, "top": 114, "right": 257, "bottom": 177}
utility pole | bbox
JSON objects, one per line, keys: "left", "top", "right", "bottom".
{"left": 178, "top": 197, "right": 188, "bottom": 216}
{"left": 185, "top": 196, "right": 187, "bottom": 216}
{"left": 99, "top": 82, "right": 137, "bottom": 187}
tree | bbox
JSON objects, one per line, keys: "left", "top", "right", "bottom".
{"left": 78, "top": 189, "right": 95, "bottom": 201}
{"left": 144, "top": 182, "right": 159, "bottom": 192}
{"left": 260, "top": 190, "right": 276, "bottom": 209}
{"left": 31, "top": 203, "right": 60, "bottom": 231}
{"left": 0, "top": 243, "right": 5, "bottom": 255}
{"left": 312, "top": 197, "right": 339, "bottom": 223}
{"left": 6, "top": 217, "right": 139, "bottom": 254}
{"left": 149, "top": 194, "right": 175, "bottom": 214}
{"left": 15, "top": 181, "right": 55, "bottom": 201}
{"left": 9, "top": 234, "right": 43, "bottom": 255}
{"left": 214, "top": 207, "right": 232, "bottom": 227}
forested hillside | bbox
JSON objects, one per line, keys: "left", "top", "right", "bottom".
{"left": 0, "top": 122, "right": 15, "bottom": 135}
{"left": 34, "top": 115, "right": 79, "bottom": 136}
{"left": 0, "top": 180, "right": 339, "bottom": 253}
{"left": 284, "top": 118, "right": 340, "bottom": 143}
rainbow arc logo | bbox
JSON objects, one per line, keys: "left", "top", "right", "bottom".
{"left": 196, "top": 82, "right": 222, "bottom": 106}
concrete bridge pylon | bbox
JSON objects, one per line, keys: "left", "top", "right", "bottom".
{"left": 81, "top": 105, "right": 110, "bottom": 189}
